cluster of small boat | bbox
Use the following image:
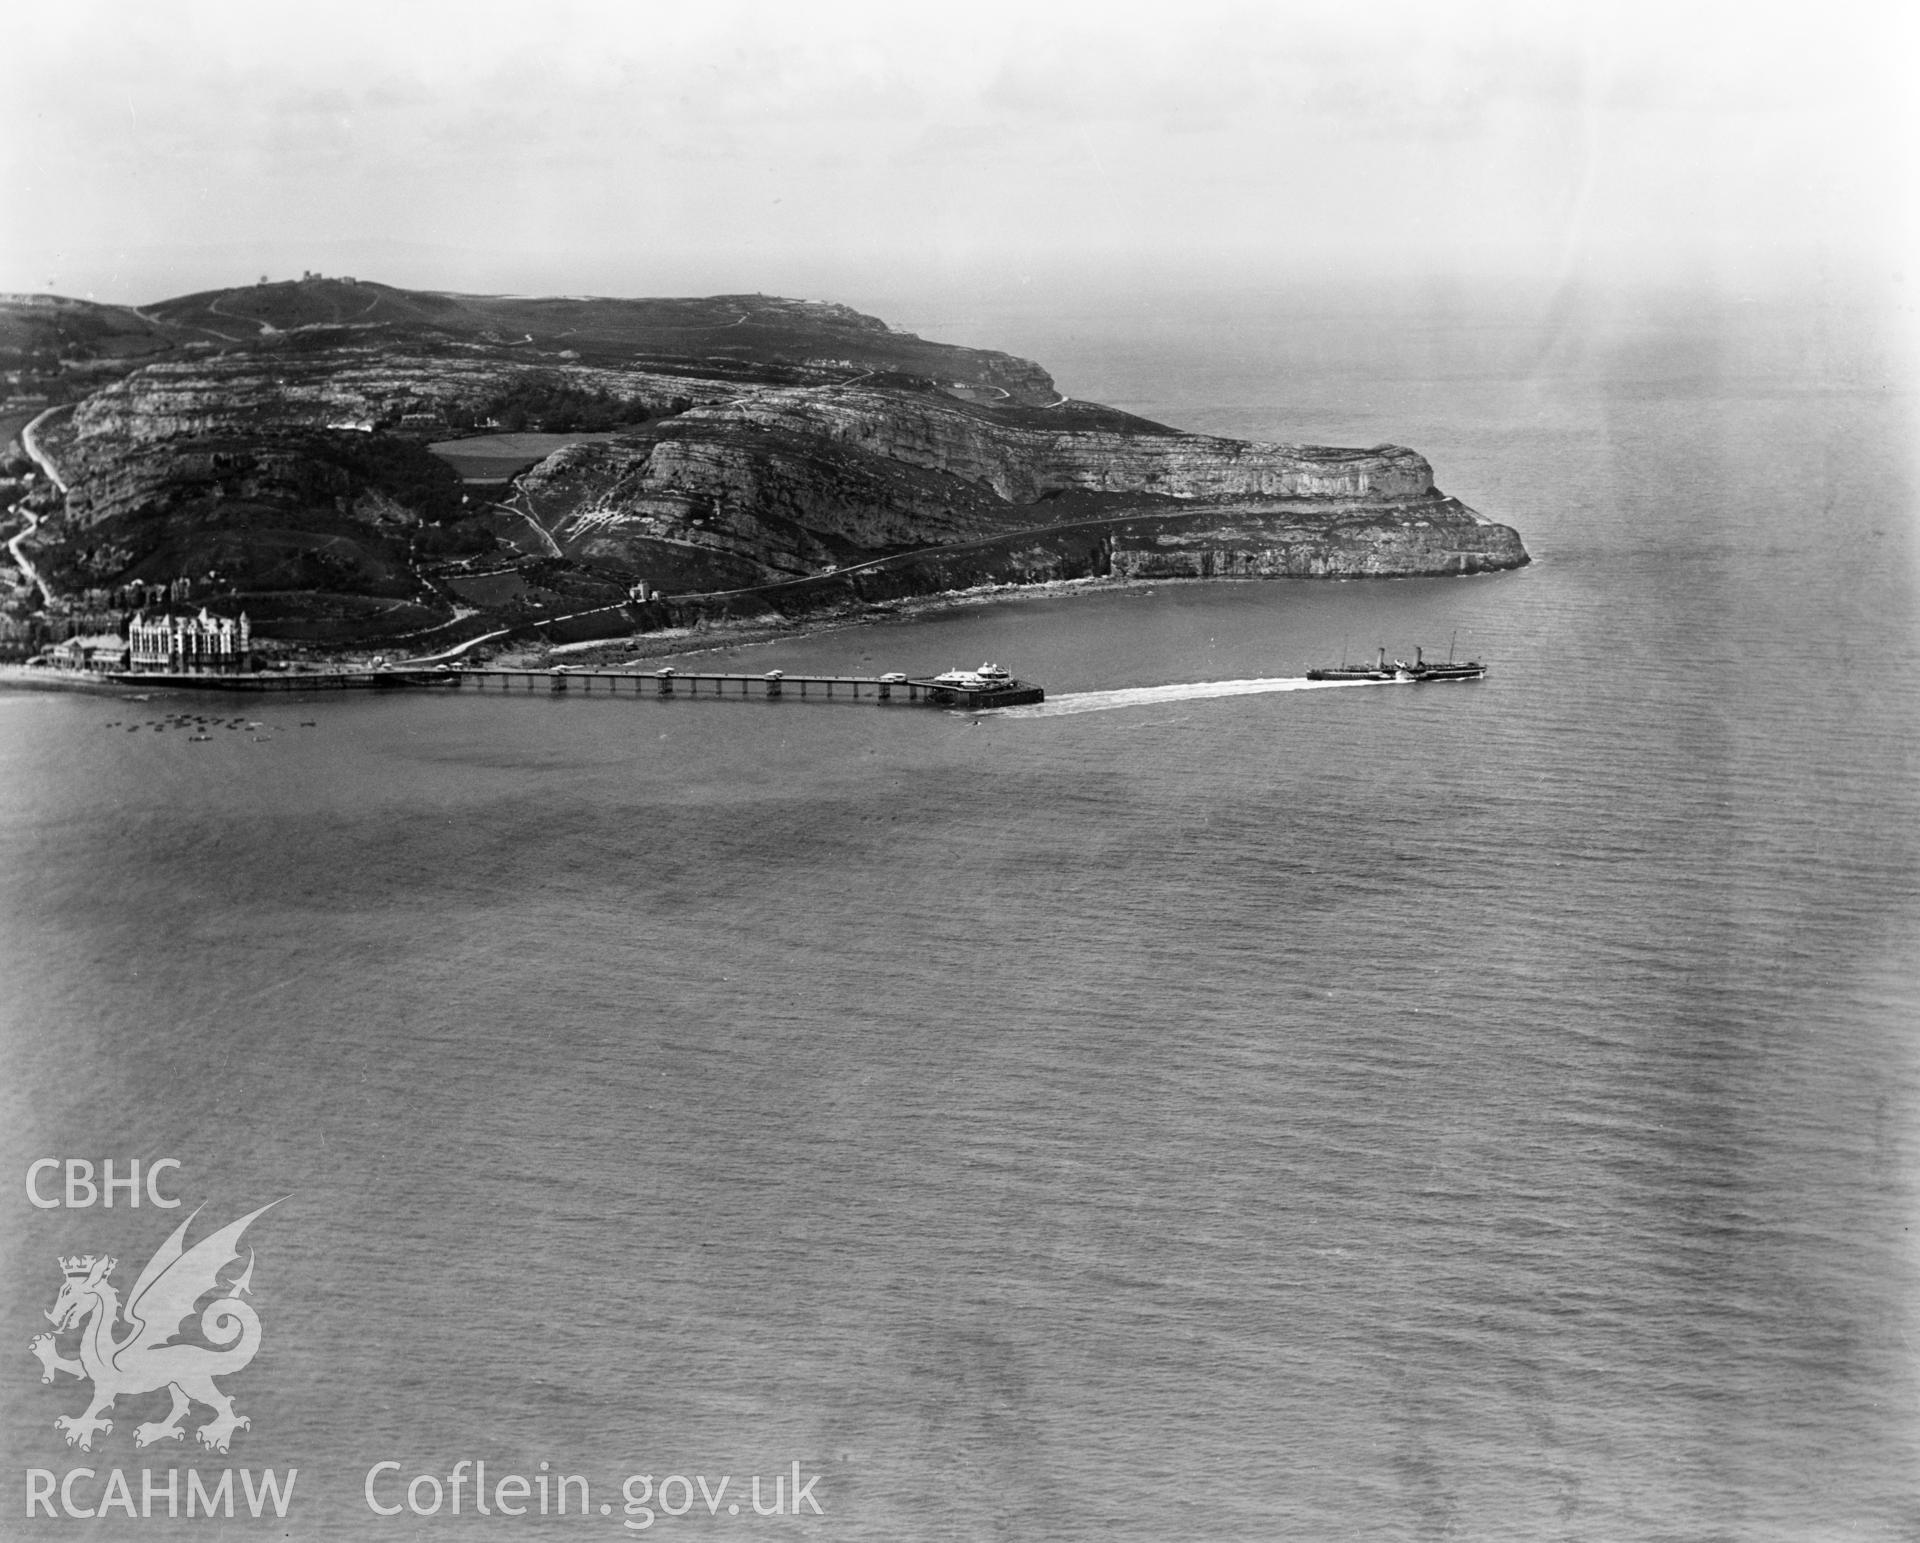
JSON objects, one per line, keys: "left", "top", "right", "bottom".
{"left": 1306, "top": 646, "right": 1487, "bottom": 683}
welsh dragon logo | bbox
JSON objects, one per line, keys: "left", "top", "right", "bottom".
{"left": 28, "top": 1202, "right": 278, "bottom": 1453}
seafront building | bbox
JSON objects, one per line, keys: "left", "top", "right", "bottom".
{"left": 49, "top": 633, "right": 130, "bottom": 671}
{"left": 125, "top": 607, "right": 251, "bottom": 673}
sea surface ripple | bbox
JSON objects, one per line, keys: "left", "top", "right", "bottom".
{"left": 2, "top": 287, "right": 1915, "bottom": 1540}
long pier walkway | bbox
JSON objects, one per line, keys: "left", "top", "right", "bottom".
{"left": 456, "top": 669, "right": 940, "bottom": 702}
{"left": 100, "top": 666, "right": 1039, "bottom": 708}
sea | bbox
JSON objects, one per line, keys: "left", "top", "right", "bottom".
{"left": 2, "top": 279, "right": 1916, "bottom": 1540}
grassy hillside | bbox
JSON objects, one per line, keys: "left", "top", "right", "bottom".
{"left": 132, "top": 280, "right": 1057, "bottom": 398}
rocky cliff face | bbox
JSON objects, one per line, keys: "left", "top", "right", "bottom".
{"left": 496, "top": 387, "right": 1468, "bottom": 589}
{"left": 66, "top": 350, "right": 736, "bottom": 462}
{"left": 518, "top": 423, "right": 1016, "bottom": 579}
{"left": 1106, "top": 498, "right": 1528, "bottom": 578}
{"left": 696, "top": 388, "right": 1436, "bottom": 503}
{"left": 19, "top": 283, "right": 1528, "bottom": 646}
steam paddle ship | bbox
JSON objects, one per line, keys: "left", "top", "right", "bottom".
{"left": 1307, "top": 646, "right": 1487, "bottom": 683}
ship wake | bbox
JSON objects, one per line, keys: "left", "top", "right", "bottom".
{"left": 985, "top": 675, "right": 1386, "bottom": 719}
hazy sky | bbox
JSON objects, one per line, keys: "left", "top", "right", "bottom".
{"left": 2, "top": 0, "right": 1912, "bottom": 306}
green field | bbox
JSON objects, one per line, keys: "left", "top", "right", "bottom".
{"left": 426, "top": 431, "right": 622, "bottom": 481}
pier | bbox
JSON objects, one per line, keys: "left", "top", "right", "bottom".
{"left": 453, "top": 668, "right": 934, "bottom": 701}
{"left": 450, "top": 668, "right": 1042, "bottom": 707}
{"left": 99, "top": 665, "right": 1043, "bottom": 708}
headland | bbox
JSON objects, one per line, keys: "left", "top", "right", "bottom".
{"left": 2, "top": 277, "right": 1528, "bottom": 678}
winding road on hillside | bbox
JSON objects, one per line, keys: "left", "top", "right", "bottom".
{"left": 5, "top": 507, "right": 49, "bottom": 604}
{"left": 208, "top": 293, "right": 278, "bottom": 336}
{"left": 20, "top": 404, "right": 70, "bottom": 493}
{"left": 7, "top": 405, "right": 71, "bottom": 602}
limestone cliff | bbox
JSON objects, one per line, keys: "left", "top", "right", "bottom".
{"left": 497, "top": 387, "right": 1508, "bottom": 591}
{"left": 1105, "top": 500, "right": 1527, "bottom": 578}
{"left": 695, "top": 387, "right": 1436, "bottom": 504}
{"left": 65, "top": 350, "right": 736, "bottom": 469}
{"left": 8, "top": 279, "right": 1529, "bottom": 647}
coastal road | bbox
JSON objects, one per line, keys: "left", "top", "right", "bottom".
{"left": 667, "top": 502, "right": 1213, "bottom": 606}
{"left": 391, "top": 499, "right": 1240, "bottom": 669}
{"left": 397, "top": 597, "right": 637, "bottom": 666}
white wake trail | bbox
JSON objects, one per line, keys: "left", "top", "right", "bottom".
{"left": 986, "top": 676, "right": 1389, "bottom": 718}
